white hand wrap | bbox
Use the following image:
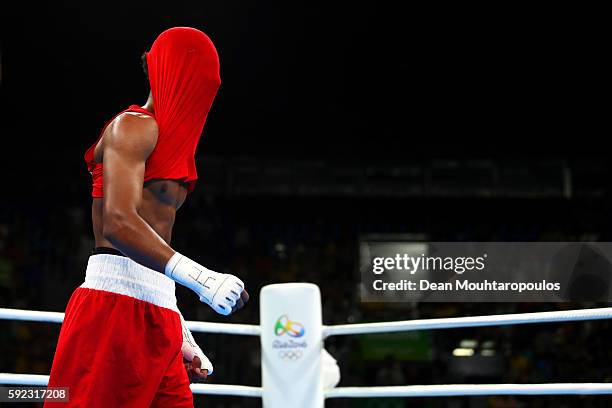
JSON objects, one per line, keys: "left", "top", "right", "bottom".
{"left": 180, "top": 312, "right": 213, "bottom": 375}
{"left": 165, "top": 252, "right": 244, "bottom": 316}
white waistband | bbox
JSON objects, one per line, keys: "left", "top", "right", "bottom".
{"left": 82, "top": 254, "right": 178, "bottom": 312}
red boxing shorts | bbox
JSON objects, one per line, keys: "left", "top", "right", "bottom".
{"left": 45, "top": 254, "right": 194, "bottom": 407}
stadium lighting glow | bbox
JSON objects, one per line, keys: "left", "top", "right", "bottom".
{"left": 453, "top": 348, "right": 475, "bottom": 357}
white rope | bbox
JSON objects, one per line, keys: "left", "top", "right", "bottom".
{"left": 187, "top": 320, "right": 260, "bottom": 336}
{"left": 326, "top": 383, "right": 612, "bottom": 398}
{"left": 4, "top": 307, "right": 612, "bottom": 337}
{"left": 0, "top": 373, "right": 48, "bottom": 386}
{"left": 191, "top": 384, "right": 262, "bottom": 397}
{"left": 0, "top": 308, "right": 64, "bottom": 324}
{"left": 2, "top": 374, "right": 609, "bottom": 398}
{"left": 0, "top": 308, "right": 260, "bottom": 336}
{"left": 0, "top": 373, "right": 262, "bottom": 397}
{"left": 323, "top": 307, "right": 612, "bottom": 337}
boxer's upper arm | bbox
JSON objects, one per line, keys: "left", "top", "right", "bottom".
{"left": 102, "top": 114, "right": 158, "bottom": 219}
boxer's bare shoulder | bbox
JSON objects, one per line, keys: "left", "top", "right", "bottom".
{"left": 93, "top": 112, "right": 158, "bottom": 164}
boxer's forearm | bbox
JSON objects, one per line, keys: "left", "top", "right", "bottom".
{"left": 102, "top": 210, "right": 174, "bottom": 272}
{"left": 103, "top": 209, "right": 245, "bottom": 315}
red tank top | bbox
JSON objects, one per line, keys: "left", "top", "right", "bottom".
{"left": 84, "top": 27, "right": 221, "bottom": 198}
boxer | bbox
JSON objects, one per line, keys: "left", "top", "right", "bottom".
{"left": 45, "top": 27, "right": 248, "bottom": 407}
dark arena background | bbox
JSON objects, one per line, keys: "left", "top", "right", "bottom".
{"left": 1, "top": 2, "right": 610, "bottom": 407}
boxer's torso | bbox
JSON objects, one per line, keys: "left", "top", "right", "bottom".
{"left": 91, "top": 112, "right": 188, "bottom": 249}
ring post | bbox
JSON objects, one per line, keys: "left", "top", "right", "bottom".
{"left": 260, "top": 283, "right": 324, "bottom": 407}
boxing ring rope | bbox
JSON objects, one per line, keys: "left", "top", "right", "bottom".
{"left": 1, "top": 284, "right": 612, "bottom": 405}
{"left": 1, "top": 373, "right": 610, "bottom": 398}
{"left": 0, "top": 308, "right": 261, "bottom": 336}
{"left": 326, "top": 384, "right": 612, "bottom": 398}
{"left": 322, "top": 306, "right": 612, "bottom": 337}
{"left": 0, "top": 373, "right": 263, "bottom": 397}
{"left": 3, "top": 306, "right": 611, "bottom": 336}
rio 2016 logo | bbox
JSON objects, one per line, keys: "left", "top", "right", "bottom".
{"left": 274, "top": 315, "right": 305, "bottom": 338}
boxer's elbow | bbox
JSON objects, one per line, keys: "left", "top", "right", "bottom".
{"left": 102, "top": 209, "right": 137, "bottom": 244}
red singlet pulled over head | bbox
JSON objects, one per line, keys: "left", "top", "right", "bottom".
{"left": 85, "top": 27, "right": 221, "bottom": 197}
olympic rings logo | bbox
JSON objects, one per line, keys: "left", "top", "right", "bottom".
{"left": 278, "top": 349, "right": 303, "bottom": 360}
{"left": 274, "top": 315, "right": 305, "bottom": 338}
